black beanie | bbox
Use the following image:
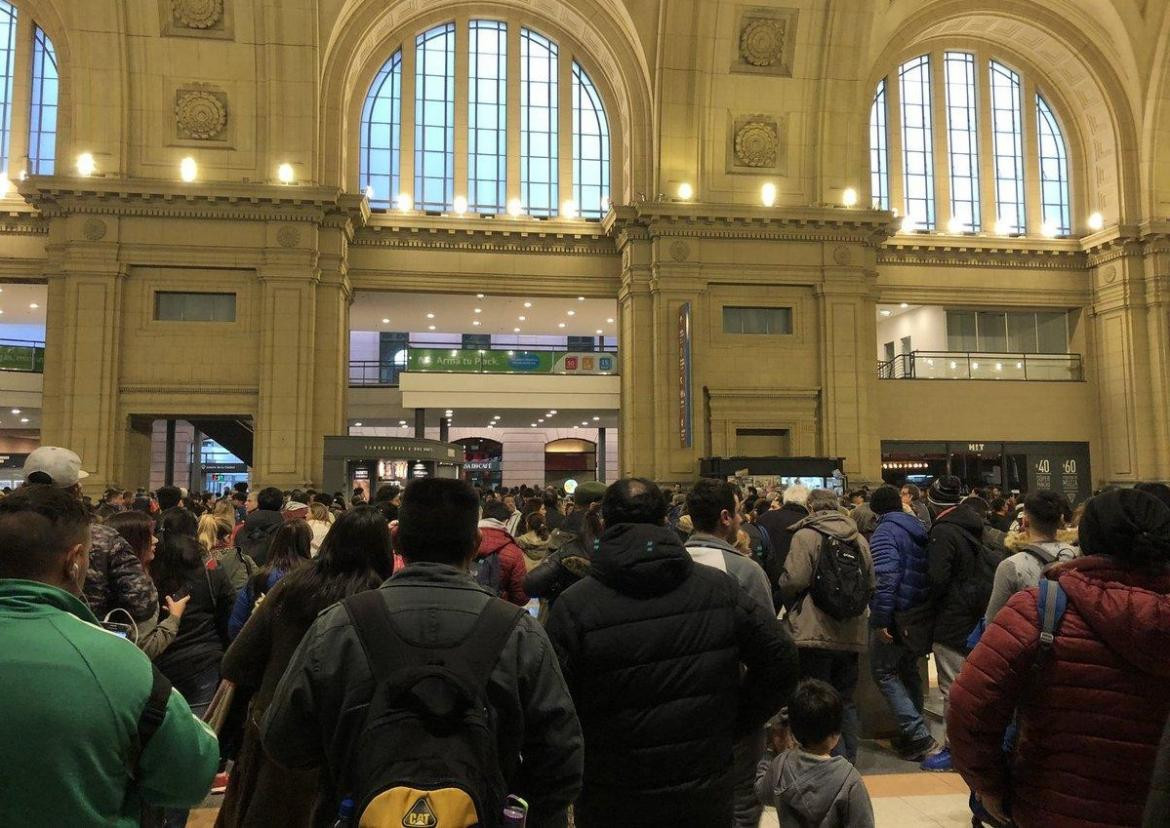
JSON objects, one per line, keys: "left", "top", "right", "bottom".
{"left": 871, "top": 485, "right": 903, "bottom": 516}
{"left": 1079, "top": 488, "right": 1170, "bottom": 569}
{"left": 928, "top": 475, "right": 964, "bottom": 508}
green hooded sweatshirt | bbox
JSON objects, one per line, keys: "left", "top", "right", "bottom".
{"left": 0, "top": 579, "right": 220, "bottom": 826}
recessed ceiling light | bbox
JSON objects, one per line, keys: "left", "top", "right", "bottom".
{"left": 399, "top": 420, "right": 407, "bottom": 425}
{"left": 531, "top": 423, "right": 537, "bottom": 427}
{"left": 577, "top": 296, "right": 585, "bottom": 301}
{"left": 29, "top": 303, "right": 38, "bottom": 309}
{"left": 445, "top": 410, "right": 453, "bottom": 415}
{"left": 593, "top": 416, "right": 600, "bottom": 421}
{"left": 596, "top": 329, "right": 603, "bottom": 334}
{"left": 428, "top": 325, "right": 436, "bottom": 330}
{"left": 474, "top": 308, "right": 482, "bottom": 313}
{"left": 518, "top": 315, "right": 526, "bottom": 321}
{"left": 523, "top": 302, "right": 532, "bottom": 308}
{"left": 548, "top": 410, "right": 557, "bottom": 415}
{"left": 477, "top": 293, "right": 485, "bottom": 299}
{"left": 513, "top": 327, "right": 520, "bottom": 333}
{"left": 900, "top": 303, "right": 908, "bottom": 309}
{"left": 606, "top": 318, "right": 614, "bottom": 324}
{"left": 472, "top": 320, "right": 481, "bottom": 326}
{"left": 10, "top": 409, "right": 19, "bottom": 414}
{"left": 566, "top": 310, "right": 576, "bottom": 316}
{"left": 558, "top": 322, "right": 566, "bottom": 328}
{"left": 879, "top": 310, "right": 892, "bottom": 317}
{"left": 581, "top": 421, "right": 588, "bottom": 426}
{"left": 382, "top": 317, "right": 390, "bottom": 324}
{"left": 538, "top": 418, "right": 544, "bottom": 423}
{"left": 573, "top": 424, "right": 580, "bottom": 429}
{"left": 493, "top": 415, "right": 500, "bottom": 419}
{"left": 20, "top": 418, "right": 28, "bottom": 423}
{"left": 426, "top": 313, "right": 434, "bottom": 319}
{"left": 354, "top": 422, "right": 363, "bottom": 427}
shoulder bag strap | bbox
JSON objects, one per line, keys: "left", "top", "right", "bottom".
{"left": 342, "top": 589, "right": 419, "bottom": 683}
{"left": 1031, "top": 579, "right": 1068, "bottom": 683}
{"left": 452, "top": 598, "right": 525, "bottom": 689}
{"left": 131, "top": 665, "right": 172, "bottom": 779}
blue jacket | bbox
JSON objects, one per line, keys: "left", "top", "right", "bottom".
{"left": 868, "top": 511, "right": 929, "bottom": 628}
{"left": 228, "top": 569, "right": 284, "bottom": 640}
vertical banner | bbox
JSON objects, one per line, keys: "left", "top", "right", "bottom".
{"left": 679, "top": 302, "right": 693, "bottom": 447}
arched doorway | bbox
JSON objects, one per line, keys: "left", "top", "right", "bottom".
{"left": 456, "top": 437, "right": 503, "bottom": 490}
{"left": 544, "top": 438, "right": 597, "bottom": 488}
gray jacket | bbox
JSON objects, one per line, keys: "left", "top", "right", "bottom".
{"left": 779, "top": 512, "right": 875, "bottom": 652}
{"left": 984, "top": 540, "right": 1079, "bottom": 622}
{"left": 262, "top": 562, "right": 584, "bottom": 827}
{"left": 755, "top": 749, "right": 874, "bottom": 828}
{"left": 685, "top": 532, "right": 774, "bottom": 614}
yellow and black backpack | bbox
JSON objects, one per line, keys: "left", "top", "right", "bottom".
{"left": 341, "top": 590, "right": 524, "bottom": 827}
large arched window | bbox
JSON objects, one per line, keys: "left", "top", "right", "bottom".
{"left": 0, "top": 1, "right": 57, "bottom": 179}
{"left": 359, "top": 19, "right": 612, "bottom": 219}
{"left": 870, "top": 51, "right": 1073, "bottom": 237}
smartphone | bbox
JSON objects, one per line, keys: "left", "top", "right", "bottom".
{"left": 100, "top": 620, "right": 132, "bottom": 639}
{"left": 172, "top": 585, "right": 191, "bottom": 601}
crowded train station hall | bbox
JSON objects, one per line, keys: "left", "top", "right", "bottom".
{"left": 0, "top": 0, "right": 1168, "bottom": 826}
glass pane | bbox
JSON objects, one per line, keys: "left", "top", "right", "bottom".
{"left": 469, "top": 21, "right": 507, "bottom": 213}
{"left": 572, "top": 61, "right": 611, "bottom": 218}
{"left": 0, "top": 2, "right": 16, "bottom": 173}
{"left": 990, "top": 61, "right": 1026, "bottom": 234}
{"left": 28, "top": 26, "right": 57, "bottom": 175}
{"left": 946, "top": 311, "right": 977, "bottom": 351}
{"left": 899, "top": 56, "right": 935, "bottom": 229}
{"left": 359, "top": 50, "right": 402, "bottom": 208}
{"left": 154, "top": 292, "right": 237, "bottom": 322}
{"left": 1006, "top": 312, "right": 1038, "bottom": 353}
{"left": 945, "top": 53, "right": 980, "bottom": 231}
{"left": 1036, "top": 311, "right": 1069, "bottom": 353}
{"left": 414, "top": 23, "right": 455, "bottom": 211}
{"left": 976, "top": 311, "right": 1008, "bottom": 351}
{"left": 870, "top": 79, "right": 890, "bottom": 210}
{"left": 521, "top": 28, "right": 558, "bottom": 217}
{"left": 1036, "top": 95, "right": 1071, "bottom": 235}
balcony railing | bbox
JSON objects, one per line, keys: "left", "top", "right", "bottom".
{"left": 877, "top": 351, "right": 1082, "bottom": 381}
{"left": 350, "top": 346, "right": 619, "bottom": 387}
{"left": 0, "top": 339, "right": 45, "bottom": 373}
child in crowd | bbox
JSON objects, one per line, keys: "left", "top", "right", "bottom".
{"left": 755, "top": 679, "right": 875, "bottom": 828}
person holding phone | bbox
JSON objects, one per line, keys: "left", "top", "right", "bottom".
{"left": 107, "top": 510, "right": 191, "bottom": 659}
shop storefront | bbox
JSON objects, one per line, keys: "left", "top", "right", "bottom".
{"left": 457, "top": 438, "right": 503, "bottom": 490}
{"left": 0, "top": 453, "right": 29, "bottom": 490}
{"left": 881, "top": 440, "right": 1090, "bottom": 503}
{"left": 322, "top": 436, "right": 463, "bottom": 499}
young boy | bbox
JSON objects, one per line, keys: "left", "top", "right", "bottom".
{"left": 755, "top": 679, "right": 875, "bottom": 827}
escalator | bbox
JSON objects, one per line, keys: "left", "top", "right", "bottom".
{"left": 186, "top": 417, "right": 254, "bottom": 466}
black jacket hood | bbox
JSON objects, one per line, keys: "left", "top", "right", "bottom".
{"left": 590, "top": 522, "right": 693, "bottom": 598}
{"left": 242, "top": 509, "right": 282, "bottom": 537}
{"left": 935, "top": 502, "right": 985, "bottom": 537}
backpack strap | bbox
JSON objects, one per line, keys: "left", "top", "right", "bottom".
{"left": 1032, "top": 578, "right": 1068, "bottom": 678}
{"left": 344, "top": 589, "right": 418, "bottom": 684}
{"left": 131, "top": 666, "right": 172, "bottom": 778}
{"left": 451, "top": 598, "right": 525, "bottom": 690}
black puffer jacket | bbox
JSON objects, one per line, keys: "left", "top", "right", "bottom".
{"left": 546, "top": 523, "right": 798, "bottom": 828}
{"left": 926, "top": 504, "right": 1001, "bottom": 652}
{"left": 756, "top": 503, "right": 809, "bottom": 609}
{"left": 523, "top": 520, "right": 594, "bottom": 609}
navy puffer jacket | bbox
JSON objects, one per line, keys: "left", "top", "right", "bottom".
{"left": 868, "top": 510, "right": 930, "bottom": 628}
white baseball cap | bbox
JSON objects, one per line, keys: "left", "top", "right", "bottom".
{"left": 23, "top": 446, "right": 91, "bottom": 487}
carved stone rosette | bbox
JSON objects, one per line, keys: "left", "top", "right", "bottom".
{"left": 175, "top": 89, "right": 228, "bottom": 140}
{"left": 734, "top": 121, "right": 778, "bottom": 168}
{"left": 172, "top": 0, "right": 223, "bottom": 29}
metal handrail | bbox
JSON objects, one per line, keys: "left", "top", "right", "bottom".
{"left": 349, "top": 347, "right": 620, "bottom": 386}
{"left": 877, "top": 350, "right": 1082, "bottom": 381}
{"left": 0, "top": 339, "right": 45, "bottom": 373}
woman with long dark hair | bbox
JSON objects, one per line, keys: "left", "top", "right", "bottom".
{"left": 150, "top": 507, "right": 236, "bottom": 715}
{"left": 524, "top": 482, "right": 606, "bottom": 617}
{"left": 216, "top": 505, "right": 393, "bottom": 827}
{"left": 227, "top": 519, "right": 311, "bottom": 639}
{"left": 106, "top": 510, "right": 189, "bottom": 660}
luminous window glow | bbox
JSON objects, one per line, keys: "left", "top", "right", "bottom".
{"left": 415, "top": 24, "right": 455, "bottom": 211}
{"left": 28, "top": 27, "right": 56, "bottom": 175}
{"left": 870, "top": 79, "right": 889, "bottom": 211}
{"left": 572, "top": 61, "right": 609, "bottom": 219}
{"left": 990, "top": 61, "right": 1026, "bottom": 234}
{"left": 521, "top": 28, "right": 558, "bottom": 217}
{"left": 899, "top": 55, "right": 935, "bottom": 230}
{"left": 944, "top": 52, "right": 979, "bottom": 231}
{"left": 1037, "top": 94, "right": 1071, "bottom": 236}
{"left": 468, "top": 20, "right": 506, "bottom": 213}
{"left": 0, "top": 2, "right": 15, "bottom": 174}
{"left": 360, "top": 50, "right": 402, "bottom": 209}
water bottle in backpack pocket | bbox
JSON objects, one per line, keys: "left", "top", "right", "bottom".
{"left": 809, "top": 531, "right": 870, "bottom": 620}
{"left": 341, "top": 590, "right": 524, "bottom": 827}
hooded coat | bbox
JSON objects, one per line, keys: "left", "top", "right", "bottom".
{"left": 868, "top": 510, "right": 930, "bottom": 630}
{"left": 476, "top": 520, "right": 529, "bottom": 606}
{"left": 779, "top": 512, "right": 875, "bottom": 652}
{"left": 754, "top": 749, "right": 874, "bottom": 828}
{"left": 925, "top": 504, "right": 999, "bottom": 652}
{"left": 546, "top": 523, "right": 798, "bottom": 828}
{"left": 948, "top": 556, "right": 1170, "bottom": 827}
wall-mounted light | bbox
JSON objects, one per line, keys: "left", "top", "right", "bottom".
{"left": 676, "top": 182, "right": 694, "bottom": 200}
{"left": 179, "top": 157, "right": 198, "bottom": 182}
{"left": 453, "top": 195, "right": 468, "bottom": 215}
{"left": 842, "top": 187, "right": 858, "bottom": 207}
{"left": 1087, "top": 212, "right": 1104, "bottom": 231}
{"left": 277, "top": 163, "right": 295, "bottom": 184}
{"left": 77, "top": 152, "right": 96, "bottom": 177}
{"left": 760, "top": 182, "right": 776, "bottom": 207}
{"left": 396, "top": 192, "right": 413, "bottom": 212}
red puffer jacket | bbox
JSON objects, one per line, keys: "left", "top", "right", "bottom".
{"left": 476, "top": 524, "right": 529, "bottom": 606}
{"left": 948, "top": 556, "right": 1170, "bottom": 827}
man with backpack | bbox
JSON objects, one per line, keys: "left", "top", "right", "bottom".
{"left": 233, "top": 486, "right": 284, "bottom": 565}
{"left": 779, "top": 488, "right": 876, "bottom": 764}
{"left": 922, "top": 491, "right": 1004, "bottom": 771}
{"left": 477, "top": 499, "right": 530, "bottom": 606}
{"left": 262, "top": 477, "right": 583, "bottom": 827}
{"left": 984, "top": 490, "right": 1077, "bottom": 622}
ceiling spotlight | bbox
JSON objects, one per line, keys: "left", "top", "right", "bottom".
{"left": 842, "top": 187, "right": 858, "bottom": 207}
{"left": 900, "top": 302, "right": 909, "bottom": 309}
{"left": 277, "top": 163, "right": 295, "bottom": 184}
{"left": 399, "top": 420, "right": 407, "bottom": 426}
{"left": 518, "top": 315, "right": 526, "bottom": 321}
{"left": 493, "top": 415, "right": 500, "bottom": 420}
{"left": 445, "top": 409, "right": 453, "bottom": 415}
{"left": 531, "top": 423, "right": 537, "bottom": 427}
{"left": 761, "top": 182, "right": 777, "bottom": 207}
{"left": 523, "top": 301, "right": 532, "bottom": 308}
{"left": 428, "top": 324, "right": 436, "bottom": 330}
{"left": 1087, "top": 211, "right": 1104, "bottom": 231}
{"left": 879, "top": 310, "right": 892, "bottom": 317}
{"left": 577, "top": 296, "right": 585, "bottom": 301}
{"left": 538, "top": 418, "right": 544, "bottom": 423}
{"left": 548, "top": 410, "right": 557, "bottom": 415}
{"left": 426, "top": 313, "right": 435, "bottom": 319}
{"left": 676, "top": 182, "right": 694, "bottom": 200}
{"left": 19, "top": 418, "right": 28, "bottom": 423}
{"left": 487, "top": 424, "right": 494, "bottom": 429}
{"left": 179, "top": 156, "right": 198, "bottom": 182}
{"left": 606, "top": 317, "right": 615, "bottom": 324}
{"left": 472, "top": 320, "right": 481, "bottom": 326}
{"left": 453, "top": 195, "right": 468, "bottom": 215}
{"left": 596, "top": 329, "right": 603, "bottom": 334}
{"left": 474, "top": 308, "right": 482, "bottom": 313}
{"left": 11, "top": 408, "right": 20, "bottom": 414}
{"left": 558, "top": 322, "right": 566, "bottom": 328}
{"left": 477, "top": 293, "right": 485, "bottom": 299}
{"left": 567, "top": 310, "right": 576, "bottom": 316}
{"left": 573, "top": 424, "right": 580, "bottom": 429}
{"left": 353, "top": 421, "right": 363, "bottom": 427}
{"left": 592, "top": 416, "right": 600, "bottom": 421}
{"left": 76, "top": 152, "right": 96, "bottom": 177}
{"left": 513, "top": 327, "right": 520, "bottom": 333}
{"left": 29, "top": 303, "right": 38, "bottom": 309}
{"left": 381, "top": 317, "right": 390, "bottom": 324}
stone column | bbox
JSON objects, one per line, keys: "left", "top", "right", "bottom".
{"left": 597, "top": 427, "right": 607, "bottom": 482}
{"left": 415, "top": 408, "right": 426, "bottom": 439}
{"left": 164, "top": 419, "right": 176, "bottom": 485}
{"left": 613, "top": 223, "right": 656, "bottom": 478}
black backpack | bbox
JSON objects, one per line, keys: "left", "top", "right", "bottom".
{"left": 341, "top": 590, "right": 524, "bottom": 827}
{"left": 809, "top": 530, "right": 869, "bottom": 620}
{"left": 472, "top": 550, "right": 504, "bottom": 597}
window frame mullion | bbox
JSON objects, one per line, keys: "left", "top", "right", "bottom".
{"left": 8, "top": 10, "right": 32, "bottom": 177}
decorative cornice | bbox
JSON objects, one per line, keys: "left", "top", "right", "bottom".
{"left": 354, "top": 216, "right": 615, "bottom": 255}
{"left": 118, "top": 383, "right": 259, "bottom": 395}
{"left": 605, "top": 202, "right": 897, "bottom": 247}
{"left": 0, "top": 209, "right": 48, "bottom": 235}
{"left": 18, "top": 177, "right": 361, "bottom": 225}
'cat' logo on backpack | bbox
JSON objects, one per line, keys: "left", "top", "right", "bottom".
{"left": 341, "top": 591, "right": 524, "bottom": 828}
{"left": 809, "top": 531, "right": 869, "bottom": 620}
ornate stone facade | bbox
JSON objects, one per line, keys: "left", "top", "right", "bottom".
{"left": 732, "top": 7, "right": 798, "bottom": 76}
{"left": 733, "top": 121, "right": 778, "bottom": 168}
{"left": 171, "top": 0, "right": 224, "bottom": 30}
{"left": 174, "top": 87, "right": 228, "bottom": 141}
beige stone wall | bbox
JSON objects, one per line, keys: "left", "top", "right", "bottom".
{"left": 0, "top": 0, "right": 1168, "bottom": 490}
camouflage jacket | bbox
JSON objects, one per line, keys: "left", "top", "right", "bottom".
{"left": 83, "top": 523, "right": 159, "bottom": 623}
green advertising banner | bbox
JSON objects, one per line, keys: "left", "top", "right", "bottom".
{"left": 0, "top": 345, "right": 43, "bottom": 372}
{"left": 408, "top": 348, "right": 555, "bottom": 374}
